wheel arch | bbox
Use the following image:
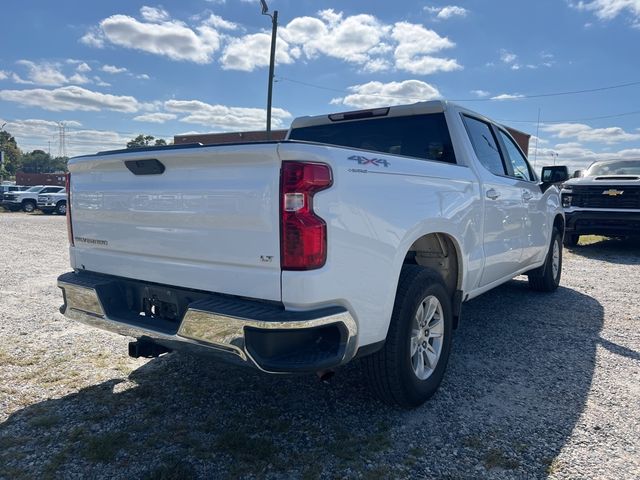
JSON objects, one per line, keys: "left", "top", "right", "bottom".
{"left": 392, "top": 229, "right": 465, "bottom": 330}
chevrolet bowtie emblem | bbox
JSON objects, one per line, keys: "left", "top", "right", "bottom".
{"left": 602, "top": 189, "right": 624, "bottom": 196}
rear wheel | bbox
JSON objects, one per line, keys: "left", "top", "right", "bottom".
{"left": 362, "top": 265, "right": 453, "bottom": 408}
{"left": 528, "top": 227, "right": 562, "bottom": 292}
{"left": 56, "top": 201, "right": 66, "bottom": 215}
{"left": 22, "top": 201, "right": 36, "bottom": 213}
{"left": 563, "top": 234, "right": 579, "bottom": 247}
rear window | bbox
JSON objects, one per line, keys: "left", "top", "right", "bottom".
{"left": 289, "top": 113, "right": 457, "bottom": 164}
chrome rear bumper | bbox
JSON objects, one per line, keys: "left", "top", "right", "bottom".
{"left": 58, "top": 271, "right": 357, "bottom": 373}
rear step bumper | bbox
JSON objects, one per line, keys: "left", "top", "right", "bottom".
{"left": 57, "top": 271, "right": 357, "bottom": 373}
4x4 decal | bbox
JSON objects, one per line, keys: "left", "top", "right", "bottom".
{"left": 348, "top": 155, "right": 390, "bottom": 167}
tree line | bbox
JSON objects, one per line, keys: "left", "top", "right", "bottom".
{"left": 0, "top": 130, "right": 170, "bottom": 179}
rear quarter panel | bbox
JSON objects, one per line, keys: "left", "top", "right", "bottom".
{"left": 278, "top": 142, "right": 482, "bottom": 347}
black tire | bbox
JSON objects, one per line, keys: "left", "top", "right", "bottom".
{"left": 362, "top": 265, "right": 453, "bottom": 408}
{"left": 22, "top": 200, "right": 36, "bottom": 213}
{"left": 528, "top": 227, "right": 562, "bottom": 292}
{"left": 563, "top": 234, "right": 579, "bottom": 247}
{"left": 56, "top": 201, "right": 67, "bottom": 215}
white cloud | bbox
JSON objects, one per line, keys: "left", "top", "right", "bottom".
{"left": 76, "top": 62, "right": 92, "bottom": 73}
{"left": 102, "top": 64, "right": 128, "bottom": 74}
{"left": 86, "top": 7, "right": 224, "bottom": 63}
{"left": 223, "top": 10, "right": 460, "bottom": 74}
{"left": 541, "top": 122, "right": 640, "bottom": 144}
{"left": 68, "top": 73, "right": 91, "bottom": 84}
{"left": 94, "top": 77, "right": 111, "bottom": 87}
{"left": 80, "top": 28, "right": 106, "bottom": 48}
{"left": 0, "top": 117, "right": 129, "bottom": 157}
{"left": 140, "top": 6, "right": 171, "bottom": 23}
{"left": 0, "top": 70, "right": 7, "bottom": 80}
{"left": 500, "top": 49, "right": 518, "bottom": 64}
{"left": 220, "top": 33, "right": 298, "bottom": 71}
{"left": 491, "top": 93, "right": 524, "bottom": 100}
{"left": 133, "top": 113, "right": 177, "bottom": 123}
{"left": 82, "top": 7, "right": 462, "bottom": 75}
{"left": 471, "top": 89, "right": 490, "bottom": 97}
{"left": 330, "top": 80, "right": 441, "bottom": 109}
{"left": 0, "top": 86, "right": 140, "bottom": 112}
{"left": 572, "top": 0, "right": 640, "bottom": 26}
{"left": 164, "top": 99, "right": 292, "bottom": 130}
{"left": 391, "top": 22, "right": 461, "bottom": 74}
{"left": 16, "top": 60, "right": 68, "bottom": 86}
{"left": 136, "top": 73, "right": 150, "bottom": 80}
{"left": 425, "top": 5, "right": 469, "bottom": 19}
{"left": 203, "top": 13, "right": 239, "bottom": 30}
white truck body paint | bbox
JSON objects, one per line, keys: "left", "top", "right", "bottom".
{"left": 65, "top": 101, "right": 563, "bottom": 351}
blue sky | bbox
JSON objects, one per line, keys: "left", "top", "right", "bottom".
{"left": 1, "top": 0, "right": 639, "bottom": 170}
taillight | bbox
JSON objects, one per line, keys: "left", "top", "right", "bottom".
{"left": 280, "top": 162, "right": 332, "bottom": 270}
{"left": 66, "top": 172, "right": 74, "bottom": 246}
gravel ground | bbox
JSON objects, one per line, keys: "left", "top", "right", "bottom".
{"left": 0, "top": 212, "right": 639, "bottom": 479}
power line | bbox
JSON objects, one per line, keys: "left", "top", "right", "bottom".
{"left": 496, "top": 109, "right": 640, "bottom": 124}
{"left": 276, "top": 75, "right": 640, "bottom": 103}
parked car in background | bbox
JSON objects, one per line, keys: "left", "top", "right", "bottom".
{"left": 57, "top": 100, "right": 567, "bottom": 408}
{"left": 0, "top": 185, "right": 28, "bottom": 200}
{"left": 37, "top": 191, "right": 67, "bottom": 215}
{"left": 2, "top": 185, "right": 65, "bottom": 212}
{"left": 561, "top": 159, "right": 640, "bottom": 246}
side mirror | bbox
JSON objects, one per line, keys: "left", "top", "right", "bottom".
{"left": 540, "top": 166, "right": 569, "bottom": 192}
{"left": 541, "top": 166, "right": 569, "bottom": 184}
{"left": 572, "top": 170, "right": 583, "bottom": 178}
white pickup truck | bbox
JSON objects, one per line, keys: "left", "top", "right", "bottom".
{"left": 57, "top": 101, "right": 566, "bottom": 407}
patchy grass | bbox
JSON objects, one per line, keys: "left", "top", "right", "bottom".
{"left": 28, "top": 413, "right": 61, "bottom": 429}
{"left": 578, "top": 235, "right": 607, "bottom": 245}
{"left": 215, "top": 430, "right": 276, "bottom": 464}
{"left": 483, "top": 448, "right": 520, "bottom": 470}
{"left": 326, "top": 424, "right": 392, "bottom": 464}
{"left": 363, "top": 465, "right": 393, "bottom": 480}
{"left": 142, "top": 457, "right": 197, "bottom": 480}
{"left": 544, "top": 457, "right": 564, "bottom": 475}
{"left": 0, "top": 434, "right": 29, "bottom": 449}
{"left": 81, "top": 431, "right": 130, "bottom": 462}
{"left": 0, "top": 349, "right": 39, "bottom": 367}
{"left": 462, "top": 435, "right": 484, "bottom": 450}
{"left": 43, "top": 445, "right": 73, "bottom": 480}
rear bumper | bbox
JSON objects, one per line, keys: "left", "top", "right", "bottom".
{"left": 57, "top": 271, "right": 357, "bottom": 373}
{"left": 565, "top": 210, "right": 640, "bottom": 236}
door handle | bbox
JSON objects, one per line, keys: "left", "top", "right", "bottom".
{"left": 486, "top": 189, "right": 500, "bottom": 200}
{"left": 522, "top": 191, "right": 533, "bottom": 202}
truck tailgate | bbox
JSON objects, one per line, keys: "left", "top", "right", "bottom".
{"left": 68, "top": 144, "right": 282, "bottom": 301}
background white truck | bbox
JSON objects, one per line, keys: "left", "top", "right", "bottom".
{"left": 57, "top": 101, "right": 566, "bottom": 407}
{"left": 560, "top": 159, "right": 640, "bottom": 246}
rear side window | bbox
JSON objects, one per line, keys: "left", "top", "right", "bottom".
{"left": 289, "top": 113, "right": 457, "bottom": 164}
{"left": 462, "top": 116, "right": 506, "bottom": 176}
{"left": 497, "top": 129, "right": 534, "bottom": 181}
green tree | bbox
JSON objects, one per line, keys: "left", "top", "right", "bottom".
{"left": 126, "top": 135, "right": 169, "bottom": 148}
{"left": 0, "top": 130, "right": 22, "bottom": 176}
{"left": 19, "top": 150, "right": 68, "bottom": 174}
{"left": 126, "top": 134, "right": 155, "bottom": 148}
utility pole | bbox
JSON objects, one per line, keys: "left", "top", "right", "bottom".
{"left": 58, "top": 122, "right": 67, "bottom": 158}
{"left": 260, "top": 0, "right": 278, "bottom": 140}
{"left": 0, "top": 123, "right": 7, "bottom": 181}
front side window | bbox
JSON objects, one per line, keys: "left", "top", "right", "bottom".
{"left": 497, "top": 130, "right": 534, "bottom": 181}
{"left": 289, "top": 113, "right": 457, "bottom": 164}
{"left": 40, "top": 187, "right": 62, "bottom": 193}
{"left": 462, "top": 116, "right": 506, "bottom": 176}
